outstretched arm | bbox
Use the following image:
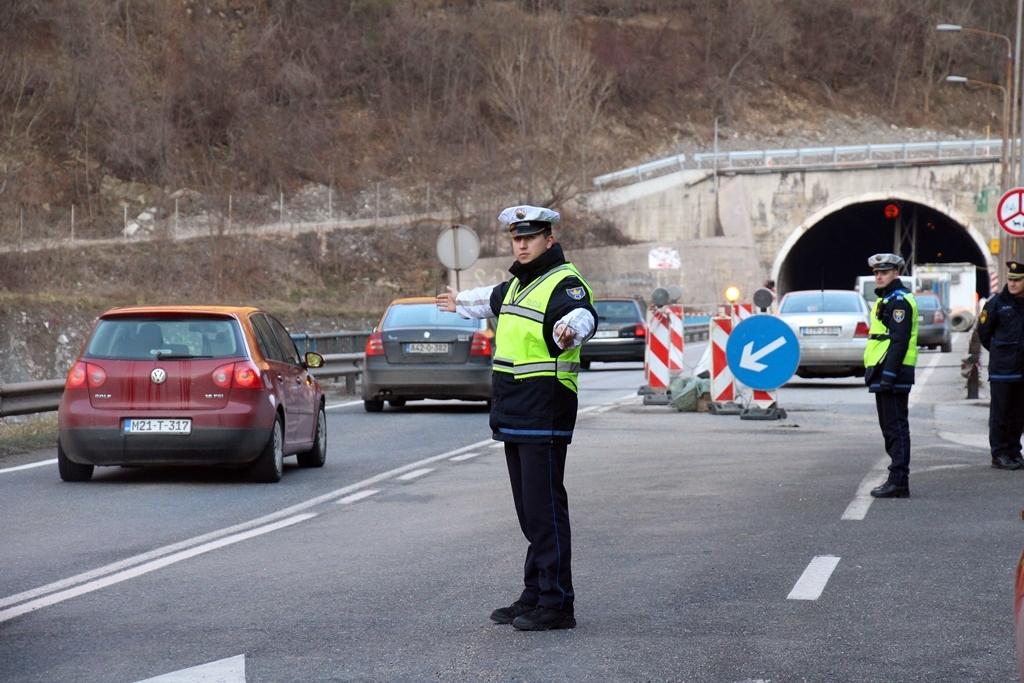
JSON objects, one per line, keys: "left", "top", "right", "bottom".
{"left": 436, "top": 285, "right": 499, "bottom": 319}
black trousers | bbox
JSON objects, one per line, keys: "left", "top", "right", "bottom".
{"left": 875, "top": 391, "right": 910, "bottom": 486}
{"left": 504, "top": 441, "right": 573, "bottom": 611}
{"left": 989, "top": 381, "right": 1024, "bottom": 460}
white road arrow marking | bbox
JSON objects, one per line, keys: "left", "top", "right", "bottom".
{"left": 135, "top": 654, "right": 246, "bottom": 682}
{"left": 739, "top": 336, "right": 787, "bottom": 372}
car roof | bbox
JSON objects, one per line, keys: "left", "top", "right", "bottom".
{"left": 99, "top": 305, "right": 260, "bottom": 318}
{"left": 386, "top": 297, "right": 436, "bottom": 305}
{"left": 783, "top": 289, "right": 862, "bottom": 296}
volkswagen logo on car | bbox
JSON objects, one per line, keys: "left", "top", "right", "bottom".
{"left": 150, "top": 368, "right": 166, "bottom": 384}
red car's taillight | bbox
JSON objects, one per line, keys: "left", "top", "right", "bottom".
{"left": 365, "top": 332, "right": 385, "bottom": 356}
{"left": 87, "top": 364, "right": 107, "bottom": 388}
{"left": 233, "top": 362, "right": 263, "bottom": 389}
{"left": 854, "top": 322, "right": 869, "bottom": 338}
{"left": 470, "top": 332, "right": 492, "bottom": 356}
{"left": 933, "top": 310, "right": 945, "bottom": 324}
{"left": 66, "top": 362, "right": 106, "bottom": 389}
{"left": 212, "top": 363, "right": 234, "bottom": 389}
{"left": 634, "top": 323, "right": 646, "bottom": 338}
{"left": 66, "top": 362, "right": 88, "bottom": 389}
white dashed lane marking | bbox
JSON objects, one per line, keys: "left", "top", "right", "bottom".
{"left": 787, "top": 556, "right": 841, "bottom": 601}
{"left": 335, "top": 489, "right": 380, "bottom": 505}
{"left": 397, "top": 468, "right": 433, "bottom": 481}
{"left": 450, "top": 451, "right": 484, "bottom": 462}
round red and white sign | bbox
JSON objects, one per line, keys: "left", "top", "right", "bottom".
{"left": 997, "top": 188, "right": 1024, "bottom": 236}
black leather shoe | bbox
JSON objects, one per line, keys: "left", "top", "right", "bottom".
{"left": 489, "top": 600, "right": 536, "bottom": 625}
{"left": 512, "top": 606, "right": 576, "bottom": 631}
{"left": 870, "top": 482, "right": 910, "bottom": 498}
{"left": 991, "top": 454, "right": 1022, "bottom": 470}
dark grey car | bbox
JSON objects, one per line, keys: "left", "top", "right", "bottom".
{"left": 361, "top": 297, "right": 493, "bottom": 411}
{"left": 580, "top": 297, "right": 647, "bottom": 369}
{"left": 915, "top": 292, "right": 952, "bottom": 352}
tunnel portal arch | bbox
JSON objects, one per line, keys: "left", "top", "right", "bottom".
{"left": 772, "top": 193, "right": 993, "bottom": 299}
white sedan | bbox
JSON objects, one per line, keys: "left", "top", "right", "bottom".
{"left": 777, "top": 289, "right": 871, "bottom": 378}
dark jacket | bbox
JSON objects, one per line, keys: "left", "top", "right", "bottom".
{"left": 865, "top": 279, "right": 916, "bottom": 393}
{"left": 487, "top": 243, "right": 596, "bottom": 444}
{"left": 977, "top": 286, "right": 1024, "bottom": 382}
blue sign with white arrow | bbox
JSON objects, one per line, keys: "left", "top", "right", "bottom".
{"left": 725, "top": 315, "right": 800, "bottom": 390}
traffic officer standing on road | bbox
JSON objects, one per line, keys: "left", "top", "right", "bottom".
{"left": 436, "top": 204, "right": 596, "bottom": 631}
{"left": 976, "top": 260, "right": 1024, "bottom": 471}
{"left": 864, "top": 253, "right": 919, "bottom": 498}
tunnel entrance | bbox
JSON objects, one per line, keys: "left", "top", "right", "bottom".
{"left": 776, "top": 200, "right": 989, "bottom": 298}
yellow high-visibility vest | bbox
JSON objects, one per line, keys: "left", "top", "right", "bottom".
{"left": 493, "top": 263, "right": 593, "bottom": 393}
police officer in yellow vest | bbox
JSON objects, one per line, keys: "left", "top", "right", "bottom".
{"left": 436, "top": 204, "right": 596, "bottom": 631}
{"left": 864, "top": 253, "right": 919, "bottom": 498}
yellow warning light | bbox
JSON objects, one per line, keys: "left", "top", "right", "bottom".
{"left": 724, "top": 286, "right": 741, "bottom": 303}
{"left": 990, "top": 237, "right": 1001, "bottom": 255}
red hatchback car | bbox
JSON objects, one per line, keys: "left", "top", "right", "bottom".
{"left": 58, "top": 306, "right": 326, "bottom": 483}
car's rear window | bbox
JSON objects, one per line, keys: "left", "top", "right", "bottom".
{"left": 780, "top": 292, "right": 864, "bottom": 314}
{"left": 595, "top": 300, "right": 642, "bottom": 324}
{"left": 85, "top": 317, "right": 245, "bottom": 360}
{"left": 915, "top": 295, "right": 940, "bottom": 310}
{"left": 382, "top": 303, "right": 479, "bottom": 330}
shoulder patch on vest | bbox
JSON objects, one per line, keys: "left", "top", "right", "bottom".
{"left": 566, "top": 286, "right": 586, "bottom": 300}
{"left": 893, "top": 309, "right": 905, "bottom": 323}
{"left": 980, "top": 309, "right": 988, "bottom": 324}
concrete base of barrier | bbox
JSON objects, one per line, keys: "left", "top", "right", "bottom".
{"left": 637, "top": 385, "right": 672, "bottom": 406}
{"left": 708, "top": 401, "right": 743, "bottom": 415}
{"left": 740, "top": 404, "right": 787, "bottom": 421}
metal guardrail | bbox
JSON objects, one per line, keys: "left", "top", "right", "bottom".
{"left": 593, "top": 138, "right": 1010, "bottom": 187}
{"left": 0, "top": 380, "right": 66, "bottom": 417}
{"left": 0, "top": 325, "right": 710, "bottom": 417}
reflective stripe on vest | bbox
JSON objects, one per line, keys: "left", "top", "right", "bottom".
{"left": 864, "top": 289, "right": 919, "bottom": 368}
{"left": 494, "top": 263, "right": 593, "bottom": 392}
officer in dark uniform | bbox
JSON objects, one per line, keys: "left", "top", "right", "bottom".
{"left": 863, "top": 253, "right": 918, "bottom": 498}
{"left": 436, "top": 204, "right": 596, "bottom": 631}
{"left": 976, "top": 260, "right": 1024, "bottom": 470}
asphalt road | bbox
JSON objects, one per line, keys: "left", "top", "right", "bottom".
{"left": 1, "top": 335, "right": 1020, "bottom": 682}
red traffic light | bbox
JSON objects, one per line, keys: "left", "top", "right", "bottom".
{"left": 883, "top": 203, "right": 900, "bottom": 219}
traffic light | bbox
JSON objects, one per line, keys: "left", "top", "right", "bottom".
{"left": 883, "top": 203, "right": 900, "bottom": 220}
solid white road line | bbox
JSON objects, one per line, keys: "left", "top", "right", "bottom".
{"left": 0, "top": 458, "right": 57, "bottom": 475}
{"left": 449, "top": 451, "right": 483, "bottom": 462}
{"left": 0, "top": 436, "right": 494, "bottom": 614}
{"left": 397, "top": 468, "right": 433, "bottom": 481}
{"left": 787, "top": 555, "right": 841, "bottom": 601}
{"left": 908, "top": 350, "right": 942, "bottom": 409}
{"left": 325, "top": 399, "right": 363, "bottom": 410}
{"left": 0, "top": 514, "right": 317, "bottom": 624}
{"left": 334, "top": 489, "right": 379, "bottom": 505}
{"left": 841, "top": 457, "right": 890, "bottom": 521}
{"left": 489, "top": 442, "right": 505, "bottom": 449}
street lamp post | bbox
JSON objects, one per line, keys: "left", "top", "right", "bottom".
{"left": 938, "top": 23, "right": 1016, "bottom": 280}
{"left": 947, "top": 74, "right": 1010, "bottom": 280}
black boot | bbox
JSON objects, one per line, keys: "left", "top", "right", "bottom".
{"left": 870, "top": 481, "right": 910, "bottom": 498}
{"left": 512, "top": 606, "right": 576, "bottom": 631}
{"left": 992, "top": 454, "right": 1022, "bottom": 470}
{"left": 489, "top": 600, "right": 536, "bottom": 625}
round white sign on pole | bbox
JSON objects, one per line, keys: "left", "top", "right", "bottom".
{"left": 436, "top": 224, "right": 480, "bottom": 270}
{"left": 997, "top": 188, "right": 1024, "bottom": 236}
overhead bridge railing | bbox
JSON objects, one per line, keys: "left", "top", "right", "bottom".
{"left": 593, "top": 138, "right": 1009, "bottom": 187}
{"left": 0, "top": 325, "right": 712, "bottom": 417}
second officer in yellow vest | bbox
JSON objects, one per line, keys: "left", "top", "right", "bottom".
{"left": 436, "top": 204, "right": 596, "bottom": 631}
{"left": 864, "top": 252, "right": 919, "bottom": 498}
